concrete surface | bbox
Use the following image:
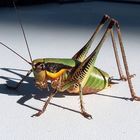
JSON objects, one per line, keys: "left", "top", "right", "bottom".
{"left": 0, "top": 1, "right": 140, "bottom": 140}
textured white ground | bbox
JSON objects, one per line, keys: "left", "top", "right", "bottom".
{"left": 0, "top": 1, "right": 140, "bottom": 140}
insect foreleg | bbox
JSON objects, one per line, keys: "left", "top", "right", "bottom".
{"left": 7, "top": 69, "right": 32, "bottom": 89}
{"left": 31, "top": 89, "right": 57, "bottom": 117}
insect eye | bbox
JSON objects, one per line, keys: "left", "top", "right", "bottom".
{"left": 34, "top": 62, "right": 45, "bottom": 70}
{"left": 40, "top": 64, "right": 45, "bottom": 69}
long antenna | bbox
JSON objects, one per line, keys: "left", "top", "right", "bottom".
{"left": 0, "top": 41, "right": 31, "bottom": 65}
{"left": 12, "top": 1, "right": 33, "bottom": 64}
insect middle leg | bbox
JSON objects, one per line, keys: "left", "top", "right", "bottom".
{"left": 79, "top": 84, "right": 92, "bottom": 119}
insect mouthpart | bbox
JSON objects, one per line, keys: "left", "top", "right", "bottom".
{"left": 35, "top": 81, "right": 48, "bottom": 89}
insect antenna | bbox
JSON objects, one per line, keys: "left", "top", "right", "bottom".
{"left": 0, "top": 41, "right": 31, "bottom": 65}
{"left": 12, "top": 0, "right": 33, "bottom": 65}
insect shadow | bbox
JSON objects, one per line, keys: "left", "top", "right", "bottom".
{"left": 0, "top": 67, "right": 130, "bottom": 115}
{"left": 0, "top": 67, "right": 82, "bottom": 114}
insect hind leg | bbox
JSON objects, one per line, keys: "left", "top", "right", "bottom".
{"left": 72, "top": 14, "right": 110, "bottom": 62}
{"left": 109, "top": 73, "right": 136, "bottom": 84}
{"left": 110, "top": 20, "right": 140, "bottom": 101}
{"left": 110, "top": 28, "right": 136, "bottom": 82}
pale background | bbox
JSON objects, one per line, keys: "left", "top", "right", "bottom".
{"left": 0, "top": 1, "right": 140, "bottom": 140}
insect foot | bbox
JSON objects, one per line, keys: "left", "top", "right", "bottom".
{"left": 121, "top": 74, "right": 136, "bottom": 81}
{"left": 128, "top": 74, "right": 136, "bottom": 79}
{"left": 31, "top": 110, "right": 43, "bottom": 117}
{"left": 131, "top": 95, "right": 140, "bottom": 101}
{"left": 81, "top": 111, "right": 93, "bottom": 120}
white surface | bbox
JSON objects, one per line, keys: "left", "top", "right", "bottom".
{"left": 0, "top": 1, "right": 140, "bottom": 140}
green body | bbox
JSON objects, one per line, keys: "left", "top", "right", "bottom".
{"left": 33, "top": 58, "right": 110, "bottom": 94}
{"left": 83, "top": 67, "right": 109, "bottom": 93}
{"left": 33, "top": 58, "right": 77, "bottom": 68}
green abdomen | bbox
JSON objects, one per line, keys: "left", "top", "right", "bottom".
{"left": 83, "top": 67, "right": 109, "bottom": 93}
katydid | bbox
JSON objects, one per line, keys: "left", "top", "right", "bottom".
{"left": 0, "top": 3, "right": 140, "bottom": 119}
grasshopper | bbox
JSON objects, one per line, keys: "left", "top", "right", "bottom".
{"left": 1, "top": 3, "right": 140, "bottom": 119}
